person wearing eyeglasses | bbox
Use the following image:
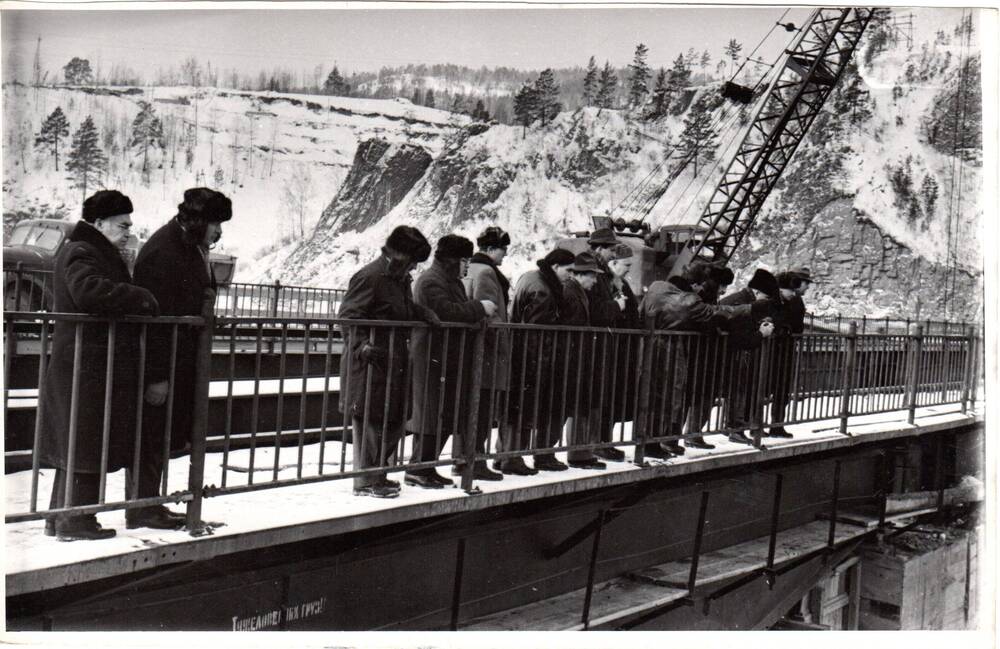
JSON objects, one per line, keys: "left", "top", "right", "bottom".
{"left": 37, "top": 190, "right": 159, "bottom": 541}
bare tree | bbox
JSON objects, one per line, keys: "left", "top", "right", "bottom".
{"left": 281, "top": 163, "right": 314, "bottom": 239}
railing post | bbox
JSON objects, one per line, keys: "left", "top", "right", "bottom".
{"left": 839, "top": 323, "right": 858, "bottom": 436}
{"left": 460, "top": 322, "right": 486, "bottom": 494}
{"left": 632, "top": 323, "right": 656, "bottom": 467}
{"left": 967, "top": 327, "right": 979, "bottom": 409}
{"left": 751, "top": 338, "right": 770, "bottom": 448}
{"left": 13, "top": 262, "right": 24, "bottom": 310}
{"left": 906, "top": 325, "right": 924, "bottom": 425}
{"left": 186, "top": 289, "right": 216, "bottom": 535}
{"left": 270, "top": 280, "right": 282, "bottom": 318}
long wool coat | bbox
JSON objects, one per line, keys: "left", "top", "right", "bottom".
{"left": 133, "top": 218, "right": 217, "bottom": 453}
{"left": 507, "top": 265, "right": 566, "bottom": 429}
{"left": 338, "top": 255, "right": 425, "bottom": 425}
{"left": 408, "top": 259, "right": 487, "bottom": 436}
{"left": 38, "top": 221, "right": 159, "bottom": 473}
{"left": 465, "top": 253, "right": 511, "bottom": 391}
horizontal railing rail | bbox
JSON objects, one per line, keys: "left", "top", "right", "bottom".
{"left": 3, "top": 306, "right": 982, "bottom": 534}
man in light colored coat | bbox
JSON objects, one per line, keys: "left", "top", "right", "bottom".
{"left": 465, "top": 226, "right": 513, "bottom": 479}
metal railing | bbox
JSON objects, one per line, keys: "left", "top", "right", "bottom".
{"left": 3, "top": 307, "right": 981, "bottom": 534}
{"left": 3, "top": 266, "right": 346, "bottom": 320}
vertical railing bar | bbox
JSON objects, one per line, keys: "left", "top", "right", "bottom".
{"left": 222, "top": 322, "right": 236, "bottom": 488}
{"left": 336, "top": 323, "right": 350, "bottom": 474}
{"left": 130, "top": 325, "right": 148, "bottom": 505}
{"left": 97, "top": 320, "right": 116, "bottom": 503}
{"left": 378, "top": 328, "right": 397, "bottom": 478}
{"left": 272, "top": 322, "right": 289, "bottom": 481}
{"left": 29, "top": 318, "right": 50, "bottom": 513}
{"left": 296, "top": 323, "right": 311, "bottom": 479}
{"left": 248, "top": 325, "right": 264, "bottom": 484}
{"left": 63, "top": 323, "right": 85, "bottom": 508}
{"left": 160, "top": 325, "right": 180, "bottom": 495}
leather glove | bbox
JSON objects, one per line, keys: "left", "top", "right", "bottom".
{"left": 422, "top": 309, "right": 442, "bottom": 328}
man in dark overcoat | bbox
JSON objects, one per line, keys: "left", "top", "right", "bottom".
{"left": 405, "top": 234, "right": 495, "bottom": 488}
{"left": 639, "top": 262, "right": 771, "bottom": 459}
{"left": 132, "top": 188, "right": 231, "bottom": 528}
{"left": 503, "top": 248, "right": 575, "bottom": 474}
{"left": 766, "top": 268, "right": 811, "bottom": 438}
{"left": 464, "top": 226, "right": 512, "bottom": 482}
{"left": 38, "top": 190, "right": 159, "bottom": 541}
{"left": 718, "top": 269, "right": 778, "bottom": 444}
{"left": 338, "top": 226, "right": 436, "bottom": 498}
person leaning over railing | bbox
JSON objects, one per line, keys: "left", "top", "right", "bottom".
{"left": 38, "top": 190, "right": 159, "bottom": 541}
{"left": 639, "top": 262, "right": 774, "bottom": 460}
{"left": 766, "top": 267, "right": 812, "bottom": 439}
{"left": 338, "top": 226, "right": 439, "bottom": 499}
{"left": 505, "top": 248, "right": 576, "bottom": 474}
{"left": 718, "top": 268, "right": 779, "bottom": 444}
{"left": 132, "top": 188, "right": 231, "bottom": 530}
{"left": 465, "top": 226, "right": 514, "bottom": 480}
{"left": 405, "top": 235, "right": 498, "bottom": 489}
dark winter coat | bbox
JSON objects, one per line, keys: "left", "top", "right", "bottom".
{"left": 640, "top": 277, "right": 753, "bottom": 432}
{"left": 408, "top": 259, "right": 488, "bottom": 436}
{"left": 38, "top": 221, "right": 159, "bottom": 473}
{"left": 586, "top": 258, "right": 620, "bottom": 327}
{"left": 465, "top": 253, "right": 511, "bottom": 390}
{"left": 561, "top": 277, "right": 594, "bottom": 416}
{"left": 133, "top": 218, "right": 217, "bottom": 452}
{"left": 508, "top": 265, "right": 565, "bottom": 428}
{"left": 337, "top": 255, "right": 426, "bottom": 424}
{"left": 604, "top": 277, "right": 642, "bottom": 423}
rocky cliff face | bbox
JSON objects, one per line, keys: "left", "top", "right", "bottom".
{"left": 274, "top": 9, "right": 982, "bottom": 322}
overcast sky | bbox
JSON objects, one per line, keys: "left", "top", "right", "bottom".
{"left": 1, "top": 5, "right": 814, "bottom": 82}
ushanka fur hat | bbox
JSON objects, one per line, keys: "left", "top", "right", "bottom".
{"left": 177, "top": 188, "right": 232, "bottom": 224}
{"left": 386, "top": 226, "right": 431, "bottom": 262}
{"left": 435, "top": 234, "right": 474, "bottom": 260}
{"left": 82, "top": 190, "right": 133, "bottom": 223}
{"left": 477, "top": 226, "right": 511, "bottom": 250}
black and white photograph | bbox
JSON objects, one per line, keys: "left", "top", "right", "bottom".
{"left": 1, "top": 2, "right": 993, "bottom": 636}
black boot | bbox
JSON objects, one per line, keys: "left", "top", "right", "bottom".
{"left": 56, "top": 515, "right": 116, "bottom": 542}
{"left": 126, "top": 505, "right": 186, "bottom": 530}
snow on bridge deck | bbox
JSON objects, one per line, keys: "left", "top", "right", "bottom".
{"left": 4, "top": 402, "right": 982, "bottom": 596}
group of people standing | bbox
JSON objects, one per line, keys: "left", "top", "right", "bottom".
{"left": 38, "top": 188, "right": 232, "bottom": 540}
{"left": 339, "top": 224, "right": 812, "bottom": 499}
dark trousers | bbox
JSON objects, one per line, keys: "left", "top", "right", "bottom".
{"left": 352, "top": 417, "right": 405, "bottom": 488}
{"left": 770, "top": 339, "right": 796, "bottom": 426}
{"left": 49, "top": 469, "right": 100, "bottom": 521}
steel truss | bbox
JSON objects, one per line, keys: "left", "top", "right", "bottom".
{"left": 681, "top": 7, "right": 874, "bottom": 268}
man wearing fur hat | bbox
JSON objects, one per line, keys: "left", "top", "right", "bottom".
{"left": 465, "top": 226, "right": 512, "bottom": 481}
{"left": 338, "top": 226, "right": 439, "bottom": 498}
{"left": 406, "top": 234, "right": 497, "bottom": 488}
{"left": 132, "top": 188, "right": 231, "bottom": 528}
{"left": 38, "top": 190, "right": 159, "bottom": 540}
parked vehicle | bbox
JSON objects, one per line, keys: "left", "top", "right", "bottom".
{"left": 3, "top": 218, "right": 237, "bottom": 311}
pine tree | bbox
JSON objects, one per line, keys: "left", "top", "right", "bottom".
{"left": 513, "top": 83, "right": 539, "bottom": 137}
{"left": 472, "top": 99, "right": 489, "bottom": 122}
{"left": 35, "top": 107, "right": 70, "bottom": 170}
{"left": 582, "top": 56, "right": 599, "bottom": 106}
{"left": 668, "top": 53, "right": 691, "bottom": 90}
{"left": 411, "top": 87, "right": 421, "bottom": 105}
{"left": 627, "top": 43, "right": 651, "bottom": 109}
{"left": 724, "top": 38, "right": 744, "bottom": 77}
{"left": 63, "top": 57, "right": 93, "bottom": 85}
{"left": 129, "top": 101, "right": 165, "bottom": 174}
{"left": 596, "top": 61, "right": 618, "bottom": 109}
{"left": 66, "top": 116, "right": 108, "bottom": 199}
{"left": 534, "top": 69, "right": 560, "bottom": 126}
{"left": 424, "top": 88, "right": 435, "bottom": 108}
{"left": 700, "top": 50, "right": 712, "bottom": 78}
{"left": 920, "top": 174, "right": 939, "bottom": 216}
{"left": 679, "top": 95, "right": 718, "bottom": 176}
{"left": 323, "top": 66, "right": 350, "bottom": 96}
{"left": 647, "top": 68, "right": 669, "bottom": 119}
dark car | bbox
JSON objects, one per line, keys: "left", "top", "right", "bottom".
{"left": 3, "top": 218, "right": 236, "bottom": 311}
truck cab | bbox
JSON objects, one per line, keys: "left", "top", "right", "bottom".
{"left": 4, "top": 218, "right": 237, "bottom": 311}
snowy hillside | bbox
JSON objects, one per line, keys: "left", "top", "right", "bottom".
{"left": 2, "top": 84, "right": 466, "bottom": 264}
{"left": 265, "top": 8, "right": 983, "bottom": 321}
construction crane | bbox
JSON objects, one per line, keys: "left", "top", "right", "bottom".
{"left": 669, "top": 7, "right": 875, "bottom": 274}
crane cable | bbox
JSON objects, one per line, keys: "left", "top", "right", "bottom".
{"left": 658, "top": 57, "right": 787, "bottom": 227}
{"left": 647, "top": 20, "right": 799, "bottom": 227}
{"left": 612, "top": 9, "right": 796, "bottom": 221}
